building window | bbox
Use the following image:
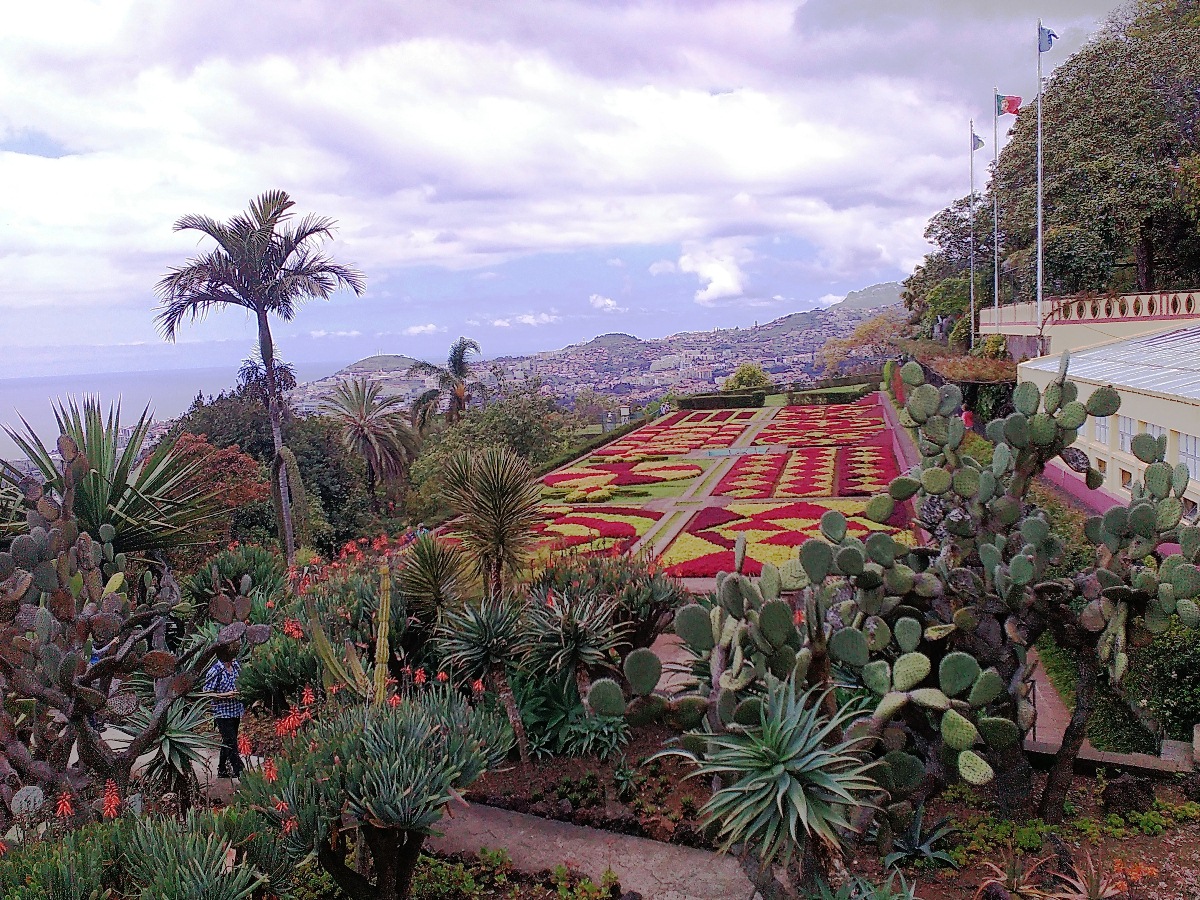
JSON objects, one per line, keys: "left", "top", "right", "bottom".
{"left": 1096, "top": 458, "right": 1107, "bottom": 476}
{"left": 1181, "top": 432, "right": 1200, "bottom": 483}
{"left": 1145, "top": 423, "right": 1165, "bottom": 440}
{"left": 1094, "top": 416, "right": 1109, "bottom": 445}
{"left": 1118, "top": 416, "right": 1135, "bottom": 453}
{"left": 1120, "top": 469, "right": 1133, "bottom": 488}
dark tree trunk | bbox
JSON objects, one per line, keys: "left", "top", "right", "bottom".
{"left": 1040, "top": 651, "right": 1098, "bottom": 823}
{"left": 367, "top": 465, "right": 379, "bottom": 513}
{"left": 257, "top": 308, "right": 296, "bottom": 564}
{"left": 1136, "top": 220, "right": 1155, "bottom": 292}
{"left": 494, "top": 668, "right": 530, "bottom": 764}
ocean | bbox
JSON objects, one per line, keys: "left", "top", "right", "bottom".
{"left": 0, "top": 363, "right": 340, "bottom": 459}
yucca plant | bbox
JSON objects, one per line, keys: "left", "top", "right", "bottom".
{"left": 524, "top": 587, "right": 629, "bottom": 709}
{"left": 398, "top": 533, "right": 468, "bottom": 622}
{"left": 1050, "top": 851, "right": 1125, "bottom": 900}
{"left": 240, "top": 687, "right": 512, "bottom": 900}
{"left": 436, "top": 595, "right": 532, "bottom": 762}
{"left": 3, "top": 397, "right": 224, "bottom": 552}
{"left": 882, "top": 803, "right": 959, "bottom": 871}
{"left": 443, "top": 446, "right": 543, "bottom": 597}
{"left": 679, "top": 679, "right": 881, "bottom": 888}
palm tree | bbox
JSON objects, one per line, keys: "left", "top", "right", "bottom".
{"left": 442, "top": 447, "right": 542, "bottom": 597}
{"left": 407, "top": 337, "right": 481, "bottom": 425}
{"left": 155, "top": 190, "right": 365, "bottom": 564}
{"left": 319, "top": 378, "right": 418, "bottom": 511}
{"left": 409, "top": 388, "right": 441, "bottom": 438}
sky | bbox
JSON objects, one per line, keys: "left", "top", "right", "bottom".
{"left": 0, "top": 0, "right": 1120, "bottom": 377}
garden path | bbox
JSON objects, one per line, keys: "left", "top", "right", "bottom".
{"left": 428, "top": 801, "right": 759, "bottom": 900}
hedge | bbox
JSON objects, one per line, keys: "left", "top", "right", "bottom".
{"left": 677, "top": 390, "right": 766, "bottom": 410}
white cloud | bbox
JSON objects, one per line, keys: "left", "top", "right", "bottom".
{"left": 403, "top": 323, "right": 441, "bottom": 335}
{"left": 815, "top": 293, "right": 843, "bottom": 307}
{"left": 492, "top": 318, "right": 511, "bottom": 327}
{"left": 515, "top": 312, "right": 560, "bottom": 326}
{"left": 606, "top": 257, "right": 625, "bottom": 267}
{"left": 309, "top": 329, "right": 362, "bottom": 338}
{"left": 649, "top": 259, "right": 677, "bottom": 276}
{"left": 677, "top": 239, "right": 754, "bottom": 306}
{"left": 588, "top": 293, "right": 626, "bottom": 313}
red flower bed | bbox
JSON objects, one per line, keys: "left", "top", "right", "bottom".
{"left": 593, "top": 409, "right": 758, "bottom": 458}
{"left": 752, "top": 397, "right": 885, "bottom": 448}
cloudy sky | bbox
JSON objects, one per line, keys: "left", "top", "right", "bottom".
{"left": 0, "top": 0, "right": 1118, "bottom": 377}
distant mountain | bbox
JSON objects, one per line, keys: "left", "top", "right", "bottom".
{"left": 829, "top": 281, "right": 902, "bottom": 311}
{"left": 339, "top": 354, "right": 421, "bottom": 375}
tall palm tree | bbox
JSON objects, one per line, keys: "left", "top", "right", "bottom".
{"left": 155, "top": 190, "right": 365, "bottom": 563}
{"left": 319, "top": 378, "right": 418, "bottom": 510}
{"left": 407, "top": 337, "right": 481, "bottom": 425}
{"left": 409, "top": 388, "right": 441, "bottom": 438}
{"left": 443, "top": 447, "right": 543, "bottom": 597}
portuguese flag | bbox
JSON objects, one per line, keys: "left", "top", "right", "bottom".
{"left": 996, "top": 94, "right": 1022, "bottom": 116}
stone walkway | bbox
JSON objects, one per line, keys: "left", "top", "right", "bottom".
{"left": 429, "top": 802, "right": 758, "bottom": 900}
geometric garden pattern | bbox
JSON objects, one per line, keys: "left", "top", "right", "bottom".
{"left": 538, "top": 393, "right": 910, "bottom": 576}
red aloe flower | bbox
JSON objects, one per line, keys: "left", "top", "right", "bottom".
{"left": 387, "top": 693, "right": 402, "bottom": 708}
{"left": 238, "top": 734, "right": 253, "bottom": 757}
{"left": 436, "top": 671, "right": 449, "bottom": 683}
{"left": 472, "top": 679, "right": 485, "bottom": 694}
{"left": 414, "top": 668, "right": 427, "bottom": 685}
{"left": 301, "top": 685, "right": 316, "bottom": 707}
{"left": 263, "top": 759, "right": 279, "bottom": 783}
{"left": 55, "top": 790, "right": 74, "bottom": 819}
{"left": 102, "top": 780, "right": 121, "bottom": 819}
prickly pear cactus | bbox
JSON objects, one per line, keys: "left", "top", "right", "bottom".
{"left": 0, "top": 436, "right": 268, "bottom": 832}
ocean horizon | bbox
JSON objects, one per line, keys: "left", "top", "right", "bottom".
{"left": 0, "top": 362, "right": 341, "bottom": 460}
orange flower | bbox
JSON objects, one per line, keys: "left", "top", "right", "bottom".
{"left": 472, "top": 679, "right": 485, "bottom": 694}
{"left": 0, "top": 840, "right": 7, "bottom": 856}
{"left": 55, "top": 790, "right": 74, "bottom": 819}
{"left": 273, "top": 798, "right": 289, "bottom": 812}
{"left": 414, "top": 668, "right": 427, "bottom": 685}
{"left": 102, "top": 780, "right": 121, "bottom": 819}
{"left": 263, "top": 759, "right": 278, "bottom": 783}
{"left": 387, "top": 693, "right": 402, "bottom": 708}
{"left": 238, "top": 734, "right": 253, "bottom": 756}
{"left": 282, "top": 620, "right": 304, "bottom": 640}
{"left": 301, "top": 685, "right": 316, "bottom": 707}
{"left": 436, "top": 671, "right": 449, "bottom": 683}
{"left": 282, "top": 817, "right": 298, "bottom": 835}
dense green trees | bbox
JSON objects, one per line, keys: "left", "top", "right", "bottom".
{"left": 907, "top": 2, "right": 1200, "bottom": 321}
{"left": 722, "top": 362, "right": 772, "bottom": 391}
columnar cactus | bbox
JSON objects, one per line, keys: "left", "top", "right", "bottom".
{"left": 0, "top": 436, "right": 267, "bottom": 832}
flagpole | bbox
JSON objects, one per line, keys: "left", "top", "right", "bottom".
{"left": 993, "top": 87, "right": 1000, "bottom": 318}
{"left": 1036, "top": 19, "right": 1044, "bottom": 327}
{"left": 969, "top": 119, "right": 976, "bottom": 350}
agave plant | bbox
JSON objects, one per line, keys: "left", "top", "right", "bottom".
{"left": 3, "top": 398, "right": 223, "bottom": 552}
{"left": 974, "top": 850, "right": 1055, "bottom": 900}
{"left": 436, "top": 595, "right": 532, "bottom": 762}
{"left": 115, "top": 683, "right": 220, "bottom": 809}
{"left": 524, "top": 587, "right": 629, "bottom": 708}
{"left": 1050, "top": 851, "right": 1125, "bottom": 900}
{"left": 882, "top": 803, "right": 959, "bottom": 871}
{"left": 442, "top": 447, "right": 543, "bottom": 597}
{"left": 813, "top": 873, "right": 918, "bottom": 900}
{"left": 683, "top": 679, "right": 881, "bottom": 885}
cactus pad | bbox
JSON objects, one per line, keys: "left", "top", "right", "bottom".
{"left": 1012, "top": 381, "right": 1040, "bottom": 416}
{"left": 1131, "top": 432, "right": 1159, "bottom": 464}
{"left": 921, "top": 467, "right": 952, "bottom": 495}
{"left": 893, "top": 616, "right": 922, "bottom": 652}
{"left": 778, "top": 558, "right": 810, "bottom": 592}
{"left": 624, "top": 648, "right": 662, "bottom": 697}
{"left": 588, "top": 678, "right": 626, "bottom": 717}
{"left": 939, "top": 651, "right": 982, "bottom": 697}
{"left": 889, "top": 476, "right": 921, "bottom": 501}
{"left": 941, "top": 709, "right": 980, "bottom": 750}
{"left": 820, "top": 510, "right": 848, "bottom": 544}
{"left": 883, "top": 750, "right": 925, "bottom": 794}
{"left": 862, "top": 659, "right": 892, "bottom": 696}
{"left": 674, "top": 604, "right": 715, "bottom": 651}
{"left": 800, "top": 539, "right": 834, "bottom": 583}
{"left": 978, "top": 716, "right": 1021, "bottom": 749}
{"left": 1084, "top": 385, "right": 1120, "bottom": 417}
{"left": 892, "top": 652, "right": 931, "bottom": 691}
{"left": 1178, "top": 597, "right": 1199, "bottom": 628}
{"left": 864, "top": 494, "right": 896, "bottom": 523}
{"left": 968, "top": 667, "right": 1004, "bottom": 707}
{"left": 759, "top": 562, "right": 781, "bottom": 601}
{"left": 909, "top": 687, "right": 950, "bottom": 710}
{"left": 666, "top": 696, "right": 709, "bottom": 730}
{"left": 957, "top": 749, "right": 995, "bottom": 785}
{"left": 829, "top": 627, "right": 870, "bottom": 667}
{"left": 1172, "top": 565, "right": 1200, "bottom": 600}
{"left": 758, "top": 599, "right": 795, "bottom": 648}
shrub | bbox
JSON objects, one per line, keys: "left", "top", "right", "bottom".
{"left": 238, "top": 632, "right": 323, "bottom": 712}
{"left": 1128, "top": 620, "right": 1200, "bottom": 741}
{"left": 241, "top": 688, "right": 513, "bottom": 900}
{"left": 532, "top": 553, "right": 687, "bottom": 654}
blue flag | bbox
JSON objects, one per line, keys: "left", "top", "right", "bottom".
{"left": 1038, "top": 25, "right": 1058, "bottom": 52}
{"left": 972, "top": 132, "right": 984, "bottom": 151}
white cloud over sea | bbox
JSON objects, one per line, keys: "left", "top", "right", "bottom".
{"left": 0, "top": 0, "right": 1117, "bottom": 374}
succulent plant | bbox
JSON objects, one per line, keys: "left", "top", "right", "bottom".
{"left": 0, "top": 436, "right": 267, "bottom": 833}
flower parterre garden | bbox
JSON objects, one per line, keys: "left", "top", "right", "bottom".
{"left": 531, "top": 504, "right": 663, "bottom": 556}
{"left": 751, "top": 394, "right": 886, "bottom": 447}
{"left": 592, "top": 409, "right": 758, "bottom": 458}
{"left": 658, "top": 498, "right": 908, "bottom": 577}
